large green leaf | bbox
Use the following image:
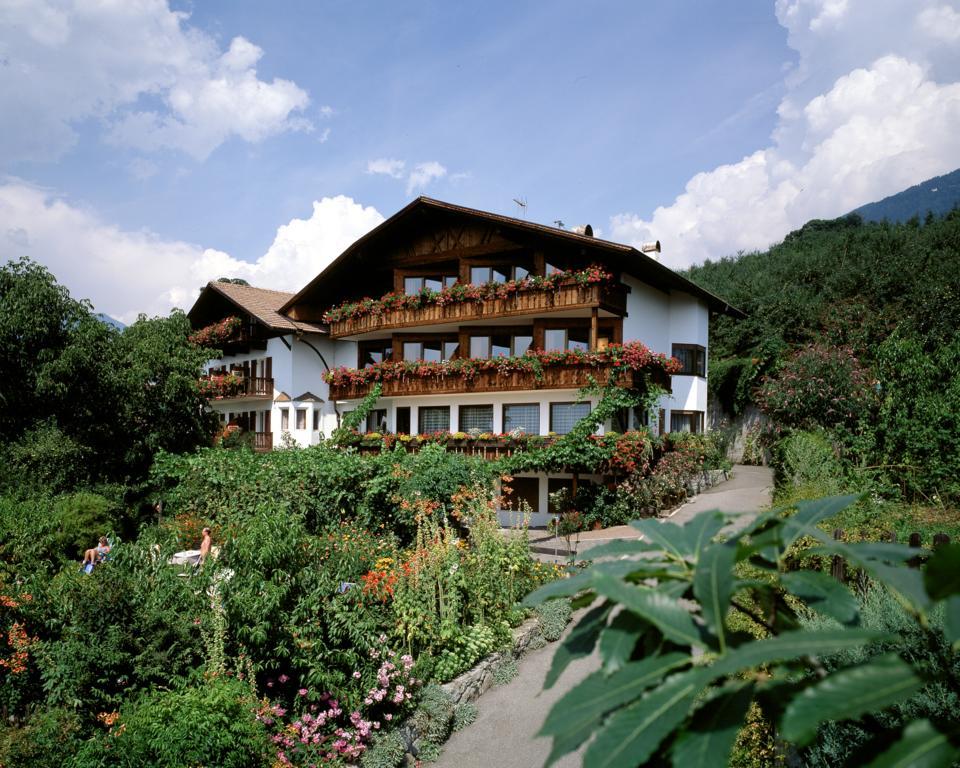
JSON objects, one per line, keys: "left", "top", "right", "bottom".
{"left": 593, "top": 573, "right": 706, "bottom": 648}
{"left": 670, "top": 682, "right": 755, "bottom": 768}
{"left": 809, "top": 539, "right": 919, "bottom": 565}
{"left": 780, "top": 653, "right": 923, "bottom": 745}
{"left": 924, "top": 544, "right": 960, "bottom": 601}
{"left": 860, "top": 562, "right": 932, "bottom": 613}
{"left": 539, "top": 653, "right": 689, "bottom": 766}
{"left": 944, "top": 595, "right": 960, "bottom": 650}
{"left": 864, "top": 719, "right": 960, "bottom": 768}
{"left": 543, "top": 602, "right": 610, "bottom": 689}
{"left": 682, "top": 510, "right": 727, "bottom": 560}
{"left": 693, "top": 541, "right": 736, "bottom": 650}
{"left": 599, "top": 610, "right": 647, "bottom": 675}
{"left": 630, "top": 518, "right": 692, "bottom": 560}
{"left": 522, "top": 560, "right": 638, "bottom": 606}
{"left": 781, "top": 570, "right": 860, "bottom": 624}
{"left": 711, "top": 629, "right": 890, "bottom": 677}
{"left": 583, "top": 668, "right": 709, "bottom": 768}
{"left": 780, "top": 495, "right": 860, "bottom": 551}
{"left": 584, "top": 538, "right": 659, "bottom": 560}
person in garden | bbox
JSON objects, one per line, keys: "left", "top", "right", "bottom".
{"left": 80, "top": 536, "right": 110, "bottom": 571}
{"left": 199, "top": 527, "right": 212, "bottom": 566}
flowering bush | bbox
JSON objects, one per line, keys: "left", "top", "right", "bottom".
{"left": 323, "top": 341, "right": 680, "bottom": 389}
{"left": 188, "top": 315, "right": 243, "bottom": 347}
{"left": 757, "top": 344, "right": 875, "bottom": 429}
{"left": 258, "top": 641, "right": 418, "bottom": 766}
{"left": 322, "top": 266, "right": 615, "bottom": 323}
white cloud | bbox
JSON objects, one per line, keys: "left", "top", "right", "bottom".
{"left": 406, "top": 161, "right": 447, "bottom": 195}
{"left": 0, "top": 0, "right": 310, "bottom": 163}
{"left": 366, "top": 158, "right": 406, "bottom": 178}
{"left": 917, "top": 5, "right": 960, "bottom": 42}
{"left": 0, "top": 181, "right": 383, "bottom": 323}
{"left": 611, "top": 0, "right": 960, "bottom": 269}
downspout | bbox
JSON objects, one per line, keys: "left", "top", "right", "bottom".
{"left": 294, "top": 331, "right": 342, "bottom": 429}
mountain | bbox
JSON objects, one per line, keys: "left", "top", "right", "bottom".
{"left": 850, "top": 167, "right": 960, "bottom": 223}
{"left": 96, "top": 313, "right": 126, "bottom": 330}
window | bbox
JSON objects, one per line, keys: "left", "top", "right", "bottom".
{"left": 366, "top": 409, "right": 388, "bottom": 433}
{"left": 502, "top": 476, "right": 539, "bottom": 513}
{"left": 418, "top": 406, "right": 450, "bottom": 434}
{"left": 550, "top": 402, "right": 591, "bottom": 434}
{"left": 402, "top": 339, "right": 459, "bottom": 362}
{"left": 396, "top": 407, "right": 411, "bottom": 434}
{"left": 280, "top": 408, "right": 289, "bottom": 431}
{"left": 469, "top": 333, "right": 533, "bottom": 358}
{"left": 670, "top": 411, "right": 704, "bottom": 434}
{"left": 313, "top": 410, "right": 320, "bottom": 431}
{"left": 614, "top": 405, "right": 651, "bottom": 432}
{"left": 503, "top": 404, "right": 540, "bottom": 435}
{"left": 359, "top": 340, "right": 393, "bottom": 368}
{"left": 459, "top": 404, "right": 493, "bottom": 432}
{"left": 469, "top": 265, "right": 529, "bottom": 284}
{"left": 545, "top": 262, "right": 563, "bottom": 275}
{"left": 672, "top": 344, "right": 706, "bottom": 376}
{"left": 544, "top": 327, "right": 590, "bottom": 352}
{"left": 296, "top": 408, "right": 307, "bottom": 430}
{"left": 403, "top": 274, "right": 457, "bottom": 294}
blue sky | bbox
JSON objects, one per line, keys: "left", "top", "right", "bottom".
{"left": 1, "top": 1, "right": 958, "bottom": 321}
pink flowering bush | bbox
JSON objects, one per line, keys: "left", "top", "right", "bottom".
{"left": 756, "top": 344, "right": 876, "bottom": 430}
{"left": 257, "top": 638, "right": 418, "bottom": 766}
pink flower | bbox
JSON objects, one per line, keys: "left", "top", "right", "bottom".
{"left": 279, "top": 674, "right": 289, "bottom": 683}
{"left": 299, "top": 688, "right": 308, "bottom": 696}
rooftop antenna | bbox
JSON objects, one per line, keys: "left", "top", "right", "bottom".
{"left": 513, "top": 197, "right": 527, "bottom": 218}
{"left": 553, "top": 219, "right": 565, "bottom": 228}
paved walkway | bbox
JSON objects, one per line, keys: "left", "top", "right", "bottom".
{"left": 434, "top": 465, "right": 774, "bottom": 768}
{"left": 528, "top": 464, "right": 774, "bottom": 563}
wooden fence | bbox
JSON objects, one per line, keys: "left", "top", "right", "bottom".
{"left": 827, "top": 528, "right": 952, "bottom": 584}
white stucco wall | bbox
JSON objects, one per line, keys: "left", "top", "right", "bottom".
{"left": 621, "top": 275, "right": 671, "bottom": 354}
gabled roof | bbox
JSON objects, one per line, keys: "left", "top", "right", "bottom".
{"left": 280, "top": 196, "right": 745, "bottom": 318}
{"left": 292, "top": 391, "right": 324, "bottom": 402}
{"left": 189, "top": 281, "right": 327, "bottom": 334}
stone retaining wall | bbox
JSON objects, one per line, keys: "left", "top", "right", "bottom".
{"left": 684, "top": 468, "right": 729, "bottom": 497}
{"left": 440, "top": 617, "right": 543, "bottom": 705}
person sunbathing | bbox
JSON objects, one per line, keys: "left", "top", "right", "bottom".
{"left": 81, "top": 537, "right": 111, "bottom": 569}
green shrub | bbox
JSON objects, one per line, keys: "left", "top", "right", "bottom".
{"left": 800, "top": 587, "right": 960, "bottom": 767}
{"left": 411, "top": 685, "right": 455, "bottom": 753}
{"left": 492, "top": 658, "right": 518, "bottom": 685}
{"left": 535, "top": 597, "right": 572, "bottom": 642}
{"left": 69, "top": 677, "right": 270, "bottom": 768}
{"left": 772, "top": 430, "right": 843, "bottom": 500}
{"left": 452, "top": 701, "right": 478, "bottom": 731}
{"left": 360, "top": 730, "right": 407, "bottom": 768}
{"left": 0, "top": 707, "right": 83, "bottom": 768}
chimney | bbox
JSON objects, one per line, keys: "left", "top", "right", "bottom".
{"left": 584, "top": 224, "right": 593, "bottom": 237}
{"left": 641, "top": 240, "right": 661, "bottom": 254}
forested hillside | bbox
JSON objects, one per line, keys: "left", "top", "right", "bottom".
{"left": 686, "top": 208, "right": 960, "bottom": 501}
{"left": 851, "top": 167, "right": 960, "bottom": 223}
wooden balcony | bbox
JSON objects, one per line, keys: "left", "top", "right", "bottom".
{"left": 253, "top": 432, "right": 273, "bottom": 452}
{"left": 200, "top": 375, "right": 274, "bottom": 401}
{"left": 329, "top": 364, "right": 668, "bottom": 401}
{"left": 328, "top": 282, "right": 627, "bottom": 339}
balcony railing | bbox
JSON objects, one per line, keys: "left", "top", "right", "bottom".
{"left": 199, "top": 375, "right": 274, "bottom": 401}
{"left": 327, "top": 282, "right": 627, "bottom": 338}
{"left": 329, "top": 363, "right": 666, "bottom": 401}
{"left": 253, "top": 432, "right": 273, "bottom": 452}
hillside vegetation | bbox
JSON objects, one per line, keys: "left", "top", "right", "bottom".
{"left": 686, "top": 209, "right": 960, "bottom": 502}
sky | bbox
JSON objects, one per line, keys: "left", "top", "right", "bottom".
{"left": 1, "top": 0, "right": 958, "bottom": 323}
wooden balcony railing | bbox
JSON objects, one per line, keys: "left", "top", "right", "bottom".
{"left": 329, "top": 363, "right": 666, "bottom": 401}
{"left": 253, "top": 432, "right": 273, "bottom": 452}
{"left": 327, "top": 282, "right": 627, "bottom": 338}
{"left": 200, "top": 375, "right": 274, "bottom": 401}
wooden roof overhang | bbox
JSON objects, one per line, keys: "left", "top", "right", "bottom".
{"left": 280, "top": 197, "right": 745, "bottom": 323}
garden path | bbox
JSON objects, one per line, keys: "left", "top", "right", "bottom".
{"left": 434, "top": 464, "right": 773, "bottom": 768}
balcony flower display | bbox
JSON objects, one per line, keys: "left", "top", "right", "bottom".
{"left": 188, "top": 315, "right": 243, "bottom": 347}
{"left": 321, "top": 265, "right": 616, "bottom": 323}
{"left": 322, "top": 341, "right": 681, "bottom": 389}
{"left": 197, "top": 372, "right": 244, "bottom": 399}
